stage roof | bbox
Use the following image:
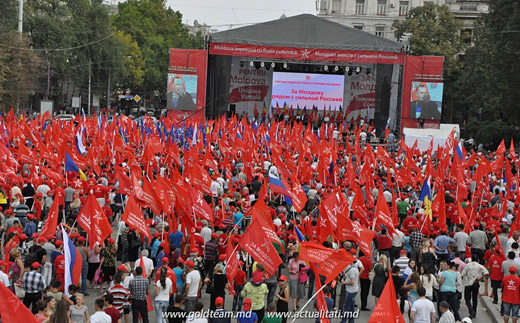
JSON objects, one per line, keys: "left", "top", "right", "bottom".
{"left": 211, "top": 14, "right": 403, "bottom": 53}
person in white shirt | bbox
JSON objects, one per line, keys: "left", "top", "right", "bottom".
{"left": 454, "top": 224, "right": 469, "bottom": 260}
{"left": 155, "top": 267, "right": 174, "bottom": 323}
{"left": 90, "top": 298, "right": 112, "bottom": 323}
{"left": 0, "top": 261, "right": 10, "bottom": 287}
{"left": 184, "top": 260, "right": 202, "bottom": 313}
{"left": 186, "top": 301, "right": 208, "bottom": 323}
{"left": 411, "top": 287, "right": 436, "bottom": 323}
{"left": 200, "top": 222, "right": 212, "bottom": 244}
{"left": 134, "top": 250, "right": 154, "bottom": 277}
{"left": 391, "top": 229, "right": 405, "bottom": 263}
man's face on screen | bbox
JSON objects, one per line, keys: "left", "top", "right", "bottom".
{"left": 417, "top": 86, "right": 428, "bottom": 101}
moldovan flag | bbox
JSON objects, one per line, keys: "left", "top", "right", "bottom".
{"left": 0, "top": 283, "right": 40, "bottom": 323}
{"left": 368, "top": 274, "right": 405, "bottom": 323}
{"left": 63, "top": 225, "right": 82, "bottom": 297}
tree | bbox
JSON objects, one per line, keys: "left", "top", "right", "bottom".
{"left": 459, "top": 0, "right": 520, "bottom": 147}
{"left": 393, "top": 3, "right": 466, "bottom": 73}
{"left": 0, "top": 32, "right": 42, "bottom": 110}
{"left": 393, "top": 3, "right": 468, "bottom": 124}
{"left": 112, "top": 0, "right": 204, "bottom": 97}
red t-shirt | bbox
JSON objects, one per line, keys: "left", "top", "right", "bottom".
{"left": 489, "top": 255, "right": 504, "bottom": 281}
{"left": 234, "top": 269, "right": 247, "bottom": 286}
{"left": 104, "top": 307, "right": 121, "bottom": 322}
{"left": 218, "top": 233, "right": 228, "bottom": 255}
{"left": 502, "top": 275, "right": 520, "bottom": 304}
{"left": 377, "top": 234, "right": 392, "bottom": 250}
{"left": 359, "top": 256, "right": 373, "bottom": 279}
{"left": 54, "top": 187, "right": 65, "bottom": 206}
{"left": 55, "top": 254, "right": 65, "bottom": 275}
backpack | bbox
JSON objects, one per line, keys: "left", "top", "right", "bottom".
{"left": 23, "top": 251, "right": 38, "bottom": 268}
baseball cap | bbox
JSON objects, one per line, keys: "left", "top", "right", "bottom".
{"left": 78, "top": 236, "right": 86, "bottom": 242}
{"left": 243, "top": 298, "right": 252, "bottom": 311}
{"left": 55, "top": 240, "right": 63, "bottom": 247}
{"left": 211, "top": 233, "right": 218, "bottom": 239}
{"left": 279, "top": 275, "right": 287, "bottom": 281}
{"left": 31, "top": 262, "right": 42, "bottom": 269}
{"left": 219, "top": 254, "right": 227, "bottom": 261}
{"left": 215, "top": 297, "right": 224, "bottom": 306}
{"left": 510, "top": 266, "right": 517, "bottom": 274}
{"left": 162, "top": 257, "right": 169, "bottom": 264}
{"left": 349, "top": 248, "right": 357, "bottom": 255}
{"left": 117, "top": 264, "right": 129, "bottom": 272}
{"left": 185, "top": 260, "right": 195, "bottom": 268}
{"left": 400, "top": 250, "right": 408, "bottom": 255}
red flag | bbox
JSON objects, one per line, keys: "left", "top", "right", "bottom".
{"left": 496, "top": 139, "right": 506, "bottom": 156}
{"left": 317, "top": 208, "right": 335, "bottom": 243}
{"left": 225, "top": 243, "right": 239, "bottom": 296}
{"left": 368, "top": 274, "right": 405, "bottom": 323}
{"left": 141, "top": 177, "right": 163, "bottom": 215}
{"left": 187, "top": 185, "right": 214, "bottom": 223}
{"left": 351, "top": 185, "right": 370, "bottom": 226}
{"left": 40, "top": 199, "right": 59, "bottom": 239}
{"left": 290, "top": 177, "right": 308, "bottom": 213}
{"left": 116, "top": 169, "right": 133, "bottom": 195}
{"left": 77, "top": 194, "right": 113, "bottom": 247}
{"left": 0, "top": 283, "right": 40, "bottom": 323}
{"left": 298, "top": 242, "right": 355, "bottom": 284}
{"left": 432, "top": 185, "right": 447, "bottom": 231}
{"left": 239, "top": 223, "right": 282, "bottom": 276}
{"left": 309, "top": 263, "right": 331, "bottom": 323}
{"left": 121, "top": 195, "right": 152, "bottom": 241}
{"left": 189, "top": 162, "right": 212, "bottom": 196}
{"left": 341, "top": 220, "right": 375, "bottom": 258}
{"left": 373, "top": 188, "right": 396, "bottom": 235}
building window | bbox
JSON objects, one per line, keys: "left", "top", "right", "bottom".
{"left": 375, "top": 26, "right": 385, "bottom": 37}
{"left": 461, "top": 29, "right": 473, "bottom": 45}
{"left": 377, "top": 0, "right": 387, "bottom": 15}
{"left": 355, "top": 0, "right": 366, "bottom": 15}
{"left": 332, "top": 0, "right": 341, "bottom": 13}
{"left": 353, "top": 24, "right": 364, "bottom": 31}
{"left": 399, "top": 1, "right": 409, "bottom": 16}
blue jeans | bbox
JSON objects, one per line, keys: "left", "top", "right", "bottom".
{"left": 81, "top": 261, "right": 88, "bottom": 294}
{"left": 341, "top": 291, "right": 357, "bottom": 323}
{"left": 155, "top": 300, "right": 169, "bottom": 323}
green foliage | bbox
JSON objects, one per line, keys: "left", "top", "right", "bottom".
{"left": 112, "top": 0, "right": 204, "bottom": 93}
{"left": 393, "top": 3, "right": 467, "bottom": 74}
{"left": 0, "top": 32, "right": 42, "bottom": 110}
{"left": 459, "top": 0, "right": 520, "bottom": 148}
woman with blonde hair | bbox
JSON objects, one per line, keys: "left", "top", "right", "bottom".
{"left": 372, "top": 254, "right": 389, "bottom": 304}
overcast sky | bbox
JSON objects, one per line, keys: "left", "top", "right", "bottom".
{"left": 166, "top": 0, "right": 316, "bottom": 31}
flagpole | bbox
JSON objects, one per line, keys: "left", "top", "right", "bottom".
{"left": 290, "top": 283, "right": 327, "bottom": 323}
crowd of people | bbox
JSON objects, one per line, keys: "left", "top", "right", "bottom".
{"left": 0, "top": 110, "right": 516, "bottom": 323}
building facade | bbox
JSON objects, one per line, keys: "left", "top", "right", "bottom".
{"left": 316, "top": 0, "right": 489, "bottom": 43}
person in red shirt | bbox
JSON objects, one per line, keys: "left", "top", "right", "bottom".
{"left": 232, "top": 260, "right": 247, "bottom": 311}
{"left": 502, "top": 266, "right": 520, "bottom": 323}
{"left": 33, "top": 192, "right": 43, "bottom": 220}
{"left": 488, "top": 249, "right": 505, "bottom": 304}
{"left": 102, "top": 199, "right": 113, "bottom": 222}
{"left": 358, "top": 250, "right": 373, "bottom": 311}
{"left": 54, "top": 182, "right": 65, "bottom": 206}
{"left": 377, "top": 227, "right": 393, "bottom": 258}
{"left": 54, "top": 241, "right": 66, "bottom": 292}
{"left": 218, "top": 231, "right": 228, "bottom": 255}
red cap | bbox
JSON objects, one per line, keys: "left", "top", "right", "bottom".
{"left": 185, "top": 260, "right": 195, "bottom": 268}
{"left": 211, "top": 233, "right": 219, "bottom": 239}
{"left": 215, "top": 296, "right": 224, "bottom": 306}
{"left": 243, "top": 298, "right": 252, "bottom": 310}
{"left": 349, "top": 248, "right": 357, "bottom": 255}
{"left": 511, "top": 266, "right": 517, "bottom": 273}
{"left": 162, "top": 257, "right": 169, "bottom": 264}
{"left": 160, "top": 241, "right": 167, "bottom": 247}
{"left": 400, "top": 250, "right": 408, "bottom": 255}
{"left": 78, "top": 236, "right": 86, "bottom": 242}
{"left": 31, "top": 262, "right": 42, "bottom": 269}
{"left": 177, "top": 258, "right": 185, "bottom": 264}
{"left": 19, "top": 234, "right": 28, "bottom": 240}
{"left": 107, "top": 238, "right": 115, "bottom": 244}
{"left": 37, "top": 237, "right": 47, "bottom": 243}
{"left": 219, "top": 254, "right": 226, "bottom": 261}
{"left": 27, "top": 213, "right": 34, "bottom": 220}
{"left": 31, "top": 233, "right": 39, "bottom": 238}
{"left": 279, "top": 275, "right": 287, "bottom": 281}
{"left": 154, "top": 232, "right": 161, "bottom": 238}
{"left": 55, "top": 240, "right": 63, "bottom": 247}
{"left": 35, "top": 192, "right": 43, "bottom": 198}
{"left": 117, "top": 264, "right": 128, "bottom": 272}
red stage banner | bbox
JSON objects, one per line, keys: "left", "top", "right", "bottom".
{"left": 168, "top": 49, "right": 207, "bottom": 122}
{"left": 210, "top": 43, "right": 404, "bottom": 65}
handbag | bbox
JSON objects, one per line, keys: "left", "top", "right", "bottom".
{"left": 206, "top": 274, "right": 215, "bottom": 294}
{"left": 14, "top": 281, "right": 25, "bottom": 298}
{"left": 94, "top": 268, "right": 102, "bottom": 283}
